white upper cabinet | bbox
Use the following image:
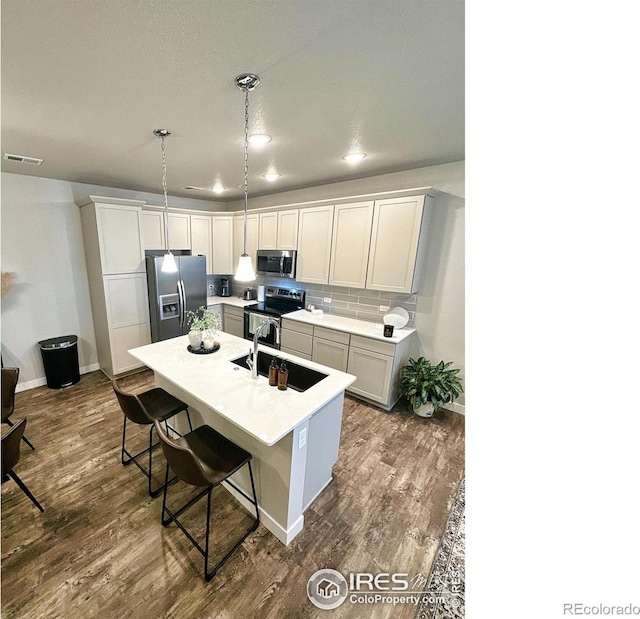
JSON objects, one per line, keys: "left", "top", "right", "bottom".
{"left": 190, "top": 214, "right": 213, "bottom": 273}
{"left": 329, "top": 201, "right": 375, "bottom": 289}
{"left": 141, "top": 210, "right": 166, "bottom": 250}
{"left": 233, "top": 214, "right": 259, "bottom": 266}
{"left": 167, "top": 212, "right": 191, "bottom": 249}
{"left": 94, "top": 202, "right": 145, "bottom": 274}
{"left": 211, "top": 216, "right": 234, "bottom": 275}
{"left": 296, "top": 205, "right": 334, "bottom": 284}
{"left": 257, "top": 209, "right": 298, "bottom": 249}
{"left": 366, "top": 195, "right": 431, "bottom": 293}
{"left": 258, "top": 212, "right": 278, "bottom": 249}
{"left": 143, "top": 210, "right": 193, "bottom": 251}
{"left": 277, "top": 209, "right": 299, "bottom": 249}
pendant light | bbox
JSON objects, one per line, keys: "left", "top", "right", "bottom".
{"left": 234, "top": 73, "right": 260, "bottom": 282}
{"left": 154, "top": 128, "right": 178, "bottom": 273}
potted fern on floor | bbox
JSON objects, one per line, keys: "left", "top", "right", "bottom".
{"left": 399, "top": 357, "right": 463, "bottom": 418}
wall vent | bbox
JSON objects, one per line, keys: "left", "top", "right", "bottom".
{"left": 4, "top": 153, "right": 43, "bottom": 165}
{"left": 182, "top": 186, "right": 205, "bottom": 191}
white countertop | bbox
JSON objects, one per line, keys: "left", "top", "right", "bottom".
{"left": 283, "top": 309, "right": 415, "bottom": 344}
{"left": 207, "top": 295, "right": 255, "bottom": 308}
{"left": 129, "top": 332, "right": 356, "bottom": 447}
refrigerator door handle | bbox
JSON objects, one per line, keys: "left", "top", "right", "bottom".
{"left": 177, "top": 280, "right": 185, "bottom": 328}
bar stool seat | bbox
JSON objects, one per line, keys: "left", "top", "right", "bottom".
{"left": 112, "top": 380, "right": 193, "bottom": 497}
{"left": 155, "top": 421, "right": 259, "bottom": 581}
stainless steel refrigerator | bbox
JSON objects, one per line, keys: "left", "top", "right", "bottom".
{"left": 146, "top": 255, "right": 207, "bottom": 342}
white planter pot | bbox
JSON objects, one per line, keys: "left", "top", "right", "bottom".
{"left": 188, "top": 330, "right": 202, "bottom": 348}
{"left": 414, "top": 401, "right": 435, "bottom": 418}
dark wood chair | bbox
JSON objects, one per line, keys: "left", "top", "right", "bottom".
{"left": 1, "top": 418, "right": 44, "bottom": 512}
{"left": 1, "top": 367, "right": 35, "bottom": 450}
{"left": 112, "top": 379, "right": 193, "bottom": 497}
{"left": 154, "top": 420, "right": 259, "bottom": 581}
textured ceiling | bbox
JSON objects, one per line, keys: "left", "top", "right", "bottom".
{"left": 1, "top": 0, "right": 464, "bottom": 202}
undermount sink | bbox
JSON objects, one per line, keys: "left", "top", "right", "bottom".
{"left": 230, "top": 350, "right": 328, "bottom": 393}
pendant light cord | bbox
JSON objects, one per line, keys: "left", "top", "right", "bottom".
{"left": 160, "top": 134, "right": 170, "bottom": 252}
{"left": 242, "top": 87, "right": 250, "bottom": 256}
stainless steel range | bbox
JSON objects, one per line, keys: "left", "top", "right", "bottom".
{"left": 243, "top": 286, "right": 306, "bottom": 348}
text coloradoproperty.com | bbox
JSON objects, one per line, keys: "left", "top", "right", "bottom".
{"left": 564, "top": 603, "right": 640, "bottom": 615}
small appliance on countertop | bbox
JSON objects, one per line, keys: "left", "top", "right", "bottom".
{"left": 239, "top": 287, "right": 257, "bottom": 301}
{"left": 219, "top": 277, "right": 231, "bottom": 297}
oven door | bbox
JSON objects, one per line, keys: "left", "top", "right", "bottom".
{"left": 243, "top": 310, "right": 280, "bottom": 348}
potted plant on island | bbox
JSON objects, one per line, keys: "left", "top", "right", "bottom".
{"left": 398, "top": 357, "right": 463, "bottom": 418}
{"left": 186, "top": 306, "right": 223, "bottom": 350}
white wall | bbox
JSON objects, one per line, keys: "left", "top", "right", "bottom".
{"left": 0, "top": 173, "right": 223, "bottom": 391}
{"left": 1, "top": 174, "right": 99, "bottom": 390}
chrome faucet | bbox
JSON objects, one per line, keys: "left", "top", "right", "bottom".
{"left": 247, "top": 317, "right": 281, "bottom": 380}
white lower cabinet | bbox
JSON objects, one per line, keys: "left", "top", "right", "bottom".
{"left": 223, "top": 306, "right": 244, "bottom": 338}
{"left": 280, "top": 319, "right": 411, "bottom": 410}
{"left": 312, "top": 327, "right": 350, "bottom": 372}
{"left": 347, "top": 345, "right": 394, "bottom": 405}
{"left": 280, "top": 318, "right": 313, "bottom": 360}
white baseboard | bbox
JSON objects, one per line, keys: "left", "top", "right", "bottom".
{"left": 221, "top": 480, "right": 304, "bottom": 546}
{"left": 15, "top": 363, "right": 101, "bottom": 393}
{"left": 442, "top": 401, "right": 465, "bottom": 415}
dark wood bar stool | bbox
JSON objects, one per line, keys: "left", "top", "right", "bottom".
{"left": 2, "top": 367, "right": 35, "bottom": 450}
{"left": 112, "top": 379, "right": 193, "bottom": 497}
{"left": 2, "top": 418, "right": 44, "bottom": 512}
{"left": 154, "top": 420, "right": 260, "bottom": 581}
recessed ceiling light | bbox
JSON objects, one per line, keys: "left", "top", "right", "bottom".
{"left": 263, "top": 173, "right": 280, "bottom": 182}
{"left": 248, "top": 134, "right": 272, "bottom": 145}
{"left": 342, "top": 152, "right": 367, "bottom": 163}
{"left": 212, "top": 185, "right": 225, "bottom": 194}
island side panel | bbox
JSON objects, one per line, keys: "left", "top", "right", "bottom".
{"left": 302, "top": 392, "right": 344, "bottom": 509}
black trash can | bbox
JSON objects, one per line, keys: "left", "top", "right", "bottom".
{"left": 38, "top": 335, "right": 80, "bottom": 389}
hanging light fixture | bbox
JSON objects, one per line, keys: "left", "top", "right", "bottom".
{"left": 154, "top": 128, "right": 178, "bottom": 273}
{"left": 234, "top": 73, "right": 260, "bottom": 282}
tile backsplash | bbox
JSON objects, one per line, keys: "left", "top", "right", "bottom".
{"left": 209, "top": 274, "right": 416, "bottom": 326}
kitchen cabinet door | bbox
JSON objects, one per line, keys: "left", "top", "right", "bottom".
{"left": 347, "top": 346, "right": 394, "bottom": 405}
{"left": 142, "top": 210, "right": 166, "bottom": 250}
{"left": 329, "top": 201, "right": 374, "bottom": 289}
{"left": 223, "top": 306, "right": 244, "bottom": 338}
{"left": 296, "top": 205, "right": 334, "bottom": 284}
{"left": 95, "top": 203, "right": 145, "bottom": 274}
{"left": 211, "top": 216, "right": 234, "bottom": 275}
{"left": 168, "top": 212, "right": 191, "bottom": 249}
{"left": 312, "top": 337, "right": 349, "bottom": 372}
{"left": 277, "top": 209, "right": 299, "bottom": 249}
{"left": 103, "top": 272, "right": 151, "bottom": 374}
{"left": 190, "top": 214, "right": 213, "bottom": 273}
{"left": 258, "top": 212, "right": 278, "bottom": 249}
{"left": 366, "top": 195, "right": 428, "bottom": 293}
{"left": 234, "top": 214, "right": 259, "bottom": 267}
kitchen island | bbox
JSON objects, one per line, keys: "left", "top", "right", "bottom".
{"left": 129, "top": 331, "right": 356, "bottom": 545}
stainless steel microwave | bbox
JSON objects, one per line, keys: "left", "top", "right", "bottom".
{"left": 256, "top": 249, "right": 297, "bottom": 278}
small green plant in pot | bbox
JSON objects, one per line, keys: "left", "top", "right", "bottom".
{"left": 399, "top": 357, "right": 463, "bottom": 418}
{"left": 186, "top": 306, "right": 222, "bottom": 349}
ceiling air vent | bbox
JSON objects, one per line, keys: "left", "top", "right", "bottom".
{"left": 182, "top": 186, "right": 205, "bottom": 191}
{"left": 4, "top": 153, "right": 43, "bottom": 165}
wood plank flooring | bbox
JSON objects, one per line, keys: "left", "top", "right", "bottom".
{"left": 1, "top": 370, "right": 464, "bottom": 619}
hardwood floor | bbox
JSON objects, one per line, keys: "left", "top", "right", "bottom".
{"left": 1, "top": 370, "right": 464, "bottom": 619}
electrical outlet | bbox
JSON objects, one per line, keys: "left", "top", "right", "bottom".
{"left": 298, "top": 428, "right": 307, "bottom": 450}
{"left": 323, "top": 297, "right": 332, "bottom": 303}
{"left": 379, "top": 305, "right": 390, "bottom": 312}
